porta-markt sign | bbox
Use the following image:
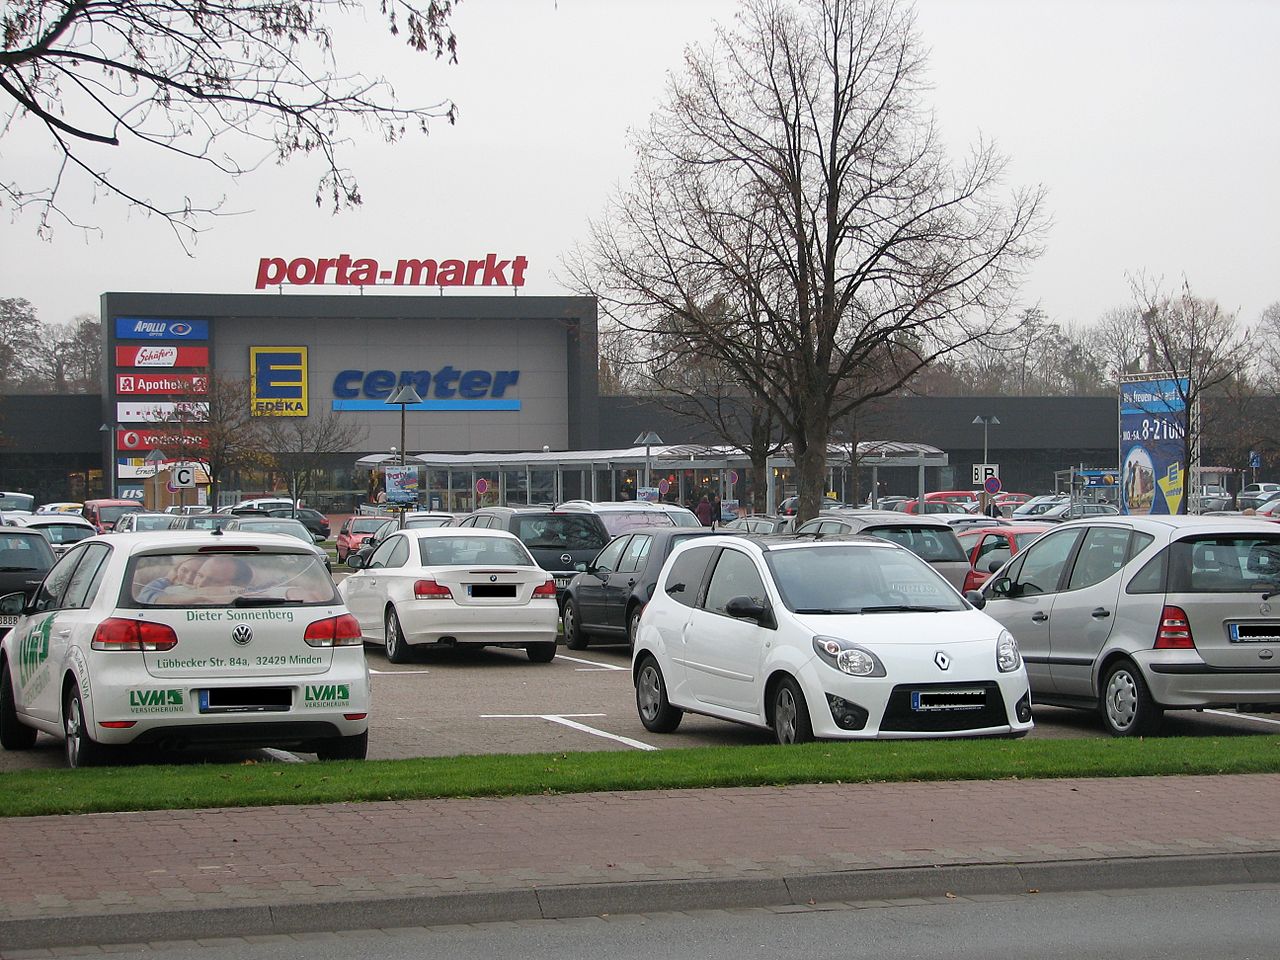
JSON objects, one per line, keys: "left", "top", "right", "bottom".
{"left": 1119, "top": 376, "right": 1189, "bottom": 516}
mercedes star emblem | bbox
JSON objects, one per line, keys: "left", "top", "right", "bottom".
{"left": 560, "top": 554, "right": 572, "bottom": 564}
{"left": 231, "top": 624, "right": 253, "bottom": 646}
{"left": 934, "top": 651, "right": 951, "bottom": 671}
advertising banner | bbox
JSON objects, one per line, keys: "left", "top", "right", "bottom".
{"left": 250, "top": 346, "right": 308, "bottom": 416}
{"left": 116, "top": 401, "right": 209, "bottom": 423}
{"left": 1119, "top": 377, "right": 1189, "bottom": 515}
{"left": 117, "top": 429, "right": 208, "bottom": 452}
{"left": 637, "top": 487, "right": 660, "bottom": 503}
{"left": 116, "top": 373, "right": 209, "bottom": 395}
{"left": 114, "top": 318, "right": 209, "bottom": 340}
{"left": 384, "top": 465, "right": 419, "bottom": 504}
{"left": 115, "top": 345, "right": 209, "bottom": 368}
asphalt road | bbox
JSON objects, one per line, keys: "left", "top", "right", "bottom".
{"left": 34, "top": 884, "right": 1280, "bottom": 960}
{"left": 4, "top": 632, "right": 1280, "bottom": 771}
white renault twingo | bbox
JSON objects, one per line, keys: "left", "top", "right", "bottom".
{"left": 0, "top": 532, "right": 370, "bottom": 767}
{"left": 633, "top": 535, "right": 1033, "bottom": 743}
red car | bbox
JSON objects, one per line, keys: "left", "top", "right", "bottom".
{"left": 956, "top": 523, "right": 1053, "bottom": 592}
{"left": 335, "top": 516, "right": 391, "bottom": 562}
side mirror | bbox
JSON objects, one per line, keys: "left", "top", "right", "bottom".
{"left": 989, "top": 576, "right": 1013, "bottom": 598}
{"left": 346, "top": 554, "right": 365, "bottom": 570}
{"left": 313, "top": 533, "right": 326, "bottom": 544}
{"left": 724, "top": 595, "right": 773, "bottom": 627}
{"left": 574, "top": 562, "right": 588, "bottom": 572}
{"left": 963, "top": 590, "right": 986, "bottom": 610}
{"left": 987, "top": 557, "right": 1006, "bottom": 573}
{"left": 0, "top": 591, "right": 26, "bottom": 615}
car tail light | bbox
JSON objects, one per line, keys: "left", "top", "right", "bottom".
{"left": 344, "top": 712, "right": 367, "bottom": 721}
{"left": 91, "top": 618, "right": 178, "bottom": 651}
{"left": 414, "top": 579, "right": 453, "bottom": 600}
{"left": 304, "top": 613, "right": 363, "bottom": 647}
{"left": 532, "top": 580, "right": 557, "bottom": 598}
{"left": 1155, "top": 605, "right": 1195, "bottom": 649}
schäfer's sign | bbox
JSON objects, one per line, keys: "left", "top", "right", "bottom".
{"left": 255, "top": 254, "right": 528, "bottom": 289}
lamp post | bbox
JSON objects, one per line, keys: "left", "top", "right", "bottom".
{"left": 634, "top": 431, "right": 662, "bottom": 492}
{"left": 972, "top": 415, "right": 1000, "bottom": 509}
{"left": 386, "top": 384, "right": 423, "bottom": 527}
{"left": 99, "top": 423, "right": 115, "bottom": 498}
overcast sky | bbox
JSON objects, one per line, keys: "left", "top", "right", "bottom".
{"left": 3, "top": 0, "right": 1277, "bottom": 330}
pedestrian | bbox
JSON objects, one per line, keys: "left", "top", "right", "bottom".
{"left": 983, "top": 497, "right": 1002, "bottom": 519}
{"left": 695, "top": 495, "right": 715, "bottom": 526}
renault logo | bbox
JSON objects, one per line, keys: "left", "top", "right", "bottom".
{"left": 231, "top": 624, "right": 253, "bottom": 646}
{"left": 934, "top": 651, "right": 951, "bottom": 671}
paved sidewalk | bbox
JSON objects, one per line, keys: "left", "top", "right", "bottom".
{"left": 4, "top": 774, "right": 1280, "bottom": 951}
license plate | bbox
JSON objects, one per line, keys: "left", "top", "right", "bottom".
{"left": 554, "top": 578, "right": 569, "bottom": 589}
{"left": 0, "top": 616, "right": 17, "bottom": 627}
{"left": 911, "top": 688, "right": 985, "bottom": 712}
{"left": 1228, "top": 623, "right": 1280, "bottom": 643}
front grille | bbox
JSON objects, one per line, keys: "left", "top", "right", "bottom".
{"left": 880, "top": 681, "right": 1007, "bottom": 732}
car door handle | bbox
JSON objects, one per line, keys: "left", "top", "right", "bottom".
{"left": 1031, "top": 611, "right": 1048, "bottom": 622}
{"left": 1091, "top": 607, "right": 1111, "bottom": 619}
{"left": 54, "top": 628, "right": 71, "bottom": 639}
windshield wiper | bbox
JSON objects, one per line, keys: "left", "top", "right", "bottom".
{"left": 0, "top": 566, "right": 40, "bottom": 572}
{"left": 857, "top": 605, "right": 950, "bottom": 614}
{"left": 232, "top": 596, "right": 305, "bottom": 607}
{"left": 794, "top": 607, "right": 862, "bottom": 615}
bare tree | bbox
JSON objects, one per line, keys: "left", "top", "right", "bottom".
{"left": 567, "top": 0, "right": 1044, "bottom": 521}
{"left": 25, "top": 314, "right": 100, "bottom": 392}
{"left": 1094, "top": 306, "right": 1146, "bottom": 388}
{"left": 2, "top": 0, "right": 459, "bottom": 241}
{"left": 259, "top": 409, "right": 366, "bottom": 508}
{"left": 0, "top": 298, "right": 41, "bottom": 389}
{"left": 1131, "top": 276, "right": 1252, "bottom": 512}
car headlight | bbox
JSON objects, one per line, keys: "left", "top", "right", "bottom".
{"left": 996, "top": 630, "right": 1021, "bottom": 673}
{"left": 812, "top": 636, "right": 886, "bottom": 678}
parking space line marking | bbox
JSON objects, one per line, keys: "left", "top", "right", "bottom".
{"left": 369, "top": 669, "right": 432, "bottom": 675}
{"left": 553, "top": 653, "right": 629, "bottom": 671}
{"left": 481, "top": 713, "right": 658, "bottom": 751}
{"left": 1206, "top": 709, "right": 1280, "bottom": 727}
{"left": 262, "top": 748, "right": 305, "bottom": 763}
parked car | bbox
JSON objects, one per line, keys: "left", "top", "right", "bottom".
{"left": 776, "top": 495, "right": 843, "bottom": 517}
{"left": 956, "top": 523, "right": 1054, "bottom": 591}
{"left": 792, "top": 513, "right": 972, "bottom": 590}
{"left": 0, "top": 531, "right": 369, "bottom": 766}
{"left": 561, "top": 527, "right": 722, "bottom": 651}
{"left": 1010, "top": 495, "right": 1069, "bottom": 518}
{"left": 265, "top": 507, "right": 331, "bottom": 540}
{"left": 112, "top": 512, "right": 178, "bottom": 533}
{"left": 632, "top": 535, "right": 1032, "bottom": 742}
{"left": 81, "top": 498, "right": 144, "bottom": 533}
{"left": 335, "top": 516, "right": 391, "bottom": 563}
{"left": 7, "top": 514, "right": 97, "bottom": 556}
{"left": 171, "top": 513, "right": 240, "bottom": 532}
{"left": 339, "top": 527, "right": 558, "bottom": 663}
{"left": 978, "top": 515, "right": 1280, "bottom": 736}
{"left": 163, "top": 505, "right": 213, "bottom": 516}
{"left": 557, "top": 500, "right": 679, "bottom": 535}
{"left": 720, "top": 514, "right": 789, "bottom": 534}
{"left": 36, "top": 502, "right": 84, "bottom": 516}
{"left": 353, "top": 514, "right": 459, "bottom": 565}
{"left": 232, "top": 498, "right": 298, "bottom": 513}
{"left": 456, "top": 506, "right": 610, "bottom": 603}
{"left": 0, "top": 492, "right": 36, "bottom": 513}
{"left": 0, "top": 530, "right": 56, "bottom": 635}
{"left": 1239, "top": 489, "right": 1280, "bottom": 512}
{"left": 1019, "top": 501, "right": 1119, "bottom": 524}
{"left": 226, "top": 517, "right": 331, "bottom": 572}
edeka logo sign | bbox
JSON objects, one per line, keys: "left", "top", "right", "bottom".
{"left": 114, "top": 318, "right": 209, "bottom": 340}
{"left": 250, "top": 346, "right": 308, "bottom": 416}
{"left": 331, "top": 367, "right": 521, "bottom": 412}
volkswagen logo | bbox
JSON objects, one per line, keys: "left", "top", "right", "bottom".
{"left": 489, "top": 574, "right": 498, "bottom": 583}
{"left": 1262, "top": 601, "right": 1272, "bottom": 616}
{"left": 231, "top": 624, "right": 253, "bottom": 646}
{"left": 934, "top": 651, "right": 951, "bottom": 671}
{"left": 560, "top": 554, "right": 572, "bottom": 564}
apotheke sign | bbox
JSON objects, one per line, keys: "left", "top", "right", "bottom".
{"left": 117, "top": 374, "right": 209, "bottom": 395}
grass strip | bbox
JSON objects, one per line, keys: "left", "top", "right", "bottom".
{"left": 3, "top": 734, "right": 1279, "bottom": 818}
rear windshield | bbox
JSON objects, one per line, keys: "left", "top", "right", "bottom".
{"left": 665, "top": 509, "right": 703, "bottom": 528}
{"left": 100, "top": 505, "right": 143, "bottom": 523}
{"left": 351, "top": 518, "right": 387, "bottom": 533}
{"left": 0, "top": 533, "right": 56, "bottom": 569}
{"left": 514, "top": 515, "right": 608, "bottom": 551}
{"left": 125, "top": 550, "right": 338, "bottom": 607}
{"left": 418, "top": 536, "right": 534, "bottom": 566}
{"left": 1167, "top": 536, "right": 1280, "bottom": 594}
{"left": 134, "top": 515, "right": 175, "bottom": 531}
{"left": 0, "top": 494, "right": 35, "bottom": 511}
{"left": 182, "top": 515, "right": 238, "bottom": 530}
{"left": 235, "top": 521, "right": 312, "bottom": 542}
{"left": 865, "top": 525, "right": 967, "bottom": 563}
{"left": 406, "top": 517, "right": 452, "bottom": 528}
{"left": 766, "top": 545, "right": 966, "bottom": 614}
{"left": 36, "top": 524, "right": 94, "bottom": 545}
{"left": 599, "top": 511, "right": 676, "bottom": 535}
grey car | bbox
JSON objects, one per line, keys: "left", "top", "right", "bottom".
{"left": 977, "top": 515, "right": 1280, "bottom": 736}
{"left": 793, "top": 512, "right": 971, "bottom": 591}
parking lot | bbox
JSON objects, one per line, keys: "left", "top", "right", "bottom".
{"left": 6, "top": 633, "right": 1280, "bottom": 772}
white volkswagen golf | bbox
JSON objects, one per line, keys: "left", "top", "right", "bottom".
{"left": 339, "top": 527, "right": 560, "bottom": 663}
{"left": 0, "top": 531, "right": 370, "bottom": 767}
{"left": 633, "top": 535, "right": 1033, "bottom": 743}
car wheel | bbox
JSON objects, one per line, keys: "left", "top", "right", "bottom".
{"left": 526, "top": 641, "right": 557, "bottom": 663}
{"left": 0, "top": 661, "right": 37, "bottom": 750}
{"left": 384, "top": 607, "right": 411, "bottom": 664}
{"left": 1100, "top": 660, "right": 1163, "bottom": 736}
{"left": 635, "top": 655, "right": 682, "bottom": 733}
{"left": 315, "top": 729, "right": 369, "bottom": 761}
{"left": 63, "top": 685, "right": 109, "bottom": 768}
{"left": 562, "top": 598, "right": 589, "bottom": 650}
{"left": 627, "top": 605, "right": 643, "bottom": 655}
{"left": 772, "top": 676, "right": 815, "bottom": 745}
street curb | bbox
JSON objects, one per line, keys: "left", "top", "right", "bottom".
{"left": 5, "top": 852, "right": 1280, "bottom": 950}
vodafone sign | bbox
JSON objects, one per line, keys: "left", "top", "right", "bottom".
{"left": 116, "top": 373, "right": 208, "bottom": 395}
{"left": 114, "top": 345, "right": 209, "bottom": 368}
{"left": 117, "top": 429, "right": 208, "bottom": 451}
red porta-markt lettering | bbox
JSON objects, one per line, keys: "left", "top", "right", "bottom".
{"left": 255, "top": 255, "right": 528, "bottom": 289}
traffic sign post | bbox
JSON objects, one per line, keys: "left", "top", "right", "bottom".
{"left": 984, "top": 475, "right": 1002, "bottom": 495}
{"left": 173, "top": 464, "right": 196, "bottom": 488}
